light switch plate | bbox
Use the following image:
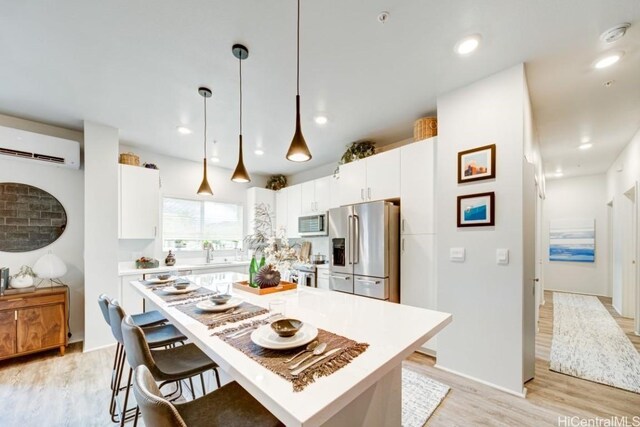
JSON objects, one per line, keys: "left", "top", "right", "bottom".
{"left": 497, "top": 248, "right": 509, "bottom": 265}
{"left": 450, "top": 247, "right": 465, "bottom": 262}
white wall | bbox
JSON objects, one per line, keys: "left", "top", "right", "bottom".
{"left": 606, "top": 127, "right": 640, "bottom": 317}
{"left": 543, "top": 174, "right": 609, "bottom": 296}
{"left": 84, "top": 122, "right": 119, "bottom": 351}
{"left": 117, "top": 145, "right": 268, "bottom": 263}
{"left": 287, "top": 162, "right": 336, "bottom": 186}
{"left": 436, "top": 64, "right": 530, "bottom": 395}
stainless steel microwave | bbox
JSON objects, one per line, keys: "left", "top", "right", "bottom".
{"left": 298, "top": 213, "right": 328, "bottom": 236}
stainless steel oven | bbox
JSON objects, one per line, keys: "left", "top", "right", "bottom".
{"left": 293, "top": 264, "right": 317, "bottom": 288}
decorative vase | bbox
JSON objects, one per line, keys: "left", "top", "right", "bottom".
{"left": 10, "top": 275, "right": 34, "bottom": 289}
{"left": 165, "top": 250, "right": 176, "bottom": 266}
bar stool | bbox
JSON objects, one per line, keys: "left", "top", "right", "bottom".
{"left": 108, "top": 299, "right": 187, "bottom": 425}
{"left": 121, "top": 315, "right": 222, "bottom": 426}
{"left": 133, "top": 365, "right": 283, "bottom": 427}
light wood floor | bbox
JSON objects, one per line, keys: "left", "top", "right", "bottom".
{"left": 1, "top": 290, "right": 638, "bottom": 426}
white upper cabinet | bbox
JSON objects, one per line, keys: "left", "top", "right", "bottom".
{"left": 366, "top": 149, "right": 400, "bottom": 202}
{"left": 286, "top": 184, "right": 302, "bottom": 239}
{"left": 300, "top": 181, "right": 316, "bottom": 214}
{"left": 275, "top": 189, "right": 288, "bottom": 232}
{"left": 338, "top": 149, "right": 401, "bottom": 206}
{"left": 119, "top": 164, "right": 160, "bottom": 239}
{"left": 329, "top": 174, "right": 341, "bottom": 209}
{"left": 400, "top": 137, "right": 436, "bottom": 235}
{"left": 338, "top": 159, "right": 367, "bottom": 206}
{"left": 314, "top": 176, "right": 332, "bottom": 212}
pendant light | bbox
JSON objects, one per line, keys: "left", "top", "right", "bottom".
{"left": 231, "top": 44, "right": 251, "bottom": 183}
{"left": 286, "top": 0, "right": 312, "bottom": 162}
{"left": 197, "top": 87, "right": 214, "bottom": 195}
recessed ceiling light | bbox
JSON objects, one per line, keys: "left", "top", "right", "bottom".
{"left": 314, "top": 115, "right": 328, "bottom": 125}
{"left": 254, "top": 149, "right": 264, "bottom": 156}
{"left": 210, "top": 156, "right": 220, "bottom": 163}
{"left": 600, "top": 23, "right": 631, "bottom": 44}
{"left": 594, "top": 52, "right": 623, "bottom": 69}
{"left": 177, "top": 126, "right": 192, "bottom": 135}
{"left": 455, "top": 35, "right": 481, "bottom": 56}
{"left": 579, "top": 143, "right": 593, "bottom": 150}
{"left": 554, "top": 171, "right": 564, "bottom": 178}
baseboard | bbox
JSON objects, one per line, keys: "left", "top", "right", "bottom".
{"left": 68, "top": 332, "right": 84, "bottom": 345}
{"left": 434, "top": 364, "right": 527, "bottom": 398}
{"left": 546, "top": 288, "right": 611, "bottom": 298}
{"left": 415, "top": 348, "right": 437, "bottom": 358}
{"left": 83, "top": 342, "right": 116, "bottom": 353}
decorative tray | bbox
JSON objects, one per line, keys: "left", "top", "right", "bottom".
{"left": 233, "top": 280, "right": 297, "bottom": 295}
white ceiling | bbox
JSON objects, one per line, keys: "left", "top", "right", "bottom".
{"left": 0, "top": 0, "right": 639, "bottom": 177}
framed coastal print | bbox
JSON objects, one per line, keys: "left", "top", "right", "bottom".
{"left": 458, "top": 144, "right": 496, "bottom": 183}
{"left": 457, "top": 192, "right": 495, "bottom": 227}
{"left": 549, "top": 219, "right": 595, "bottom": 262}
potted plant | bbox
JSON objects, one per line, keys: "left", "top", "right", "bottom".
{"left": 10, "top": 265, "right": 37, "bottom": 289}
{"left": 334, "top": 141, "right": 376, "bottom": 177}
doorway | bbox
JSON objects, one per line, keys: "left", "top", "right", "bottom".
{"left": 621, "top": 184, "right": 637, "bottom": 324}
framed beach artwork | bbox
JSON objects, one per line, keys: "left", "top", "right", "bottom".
{"left": 458, "top": 144, "right": 496, "bottom": 183}
{"left": 457, "top": 192, "right": 495, "bottom": 227}
{"left": 549, "top": 219, "right": 595, "bottom": 262}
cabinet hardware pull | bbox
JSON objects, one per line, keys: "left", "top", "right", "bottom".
{"left": 15, "top": 310, "right": 17, "bottom": 321}
{"left": 367, "top": 187, "right": 371, "bottom": 200}
{"left": 360, "top": 188, "right": 364, "bottom": 201}
{"left": 402, "top": 219, "right": 405, "bottom": 232}
{"left": 402, "top": 238, "right": 405, "bottom": 253}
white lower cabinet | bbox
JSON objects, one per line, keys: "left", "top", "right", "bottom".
{"left": 317, "top": 267, "right": 330, "bottom": 290}
{"left": 400, "top": 234, "right": 437, "bottom": 354}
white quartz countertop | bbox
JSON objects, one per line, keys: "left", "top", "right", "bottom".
{"left": 129, "top": 271, "right": 452, "bottom": 426}
{"left": 118, "top": 260, "right": 249, "bottom": 277}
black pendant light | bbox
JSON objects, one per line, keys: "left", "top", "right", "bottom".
{"left": 286, "top": 0, "right": 312, "bottom": 162}
{"left": 231, "top": 44, "right": 251, "bottom": 183}
{"left": 197, "top": 87, "right": 214, "bottom": 195}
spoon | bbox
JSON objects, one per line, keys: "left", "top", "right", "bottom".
{"left": 288, "top": 342, "right": 327, "bottom": 370}
{"left": 283, "top": 340, "right": 319, "bottom": 363}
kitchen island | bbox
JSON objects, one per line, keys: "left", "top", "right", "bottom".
{"left": 130, "top": 272, "right": 451, "bottom": 426}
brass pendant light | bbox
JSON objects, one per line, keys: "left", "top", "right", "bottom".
{"left": 197, "top": 87, "right": 214, "bottom": 195}
{"left": 231, "top": 44, "right": 251, "bottom": 183}
{"left": 286, "top": 0, "right": 312, "bottom": 162}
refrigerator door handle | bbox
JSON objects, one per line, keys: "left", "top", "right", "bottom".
{"left": 330, "top": 275, "right": 351, "bottom": 280}
{"left": 353, "top": 214, "right": 360, "bottom": 264}
{"left": 347, "top": 215, "right": 353, "bottom": 265}
{"left": 355, "top": 278, "right": 381, "bottom": 285}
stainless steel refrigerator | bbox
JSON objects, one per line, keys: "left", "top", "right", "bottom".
{"left": 328, "top": 201, "right": 399, "bottom": 302}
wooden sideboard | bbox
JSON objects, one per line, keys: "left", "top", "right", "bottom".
{"left": 0, "top": 286, "right": 68, "bottom": 360}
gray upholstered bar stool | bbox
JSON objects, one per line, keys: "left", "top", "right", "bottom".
{"left": 108, "top": 299, "right": 188, "bottom": 425}
{"left": 98, "top": 293, "right": 173, "bottom": 423}
{"left": 122, "top": 315, "right": 222, "bottom": 426}
{"left": 133, "top": 365, "right": 283, "bottom": 427}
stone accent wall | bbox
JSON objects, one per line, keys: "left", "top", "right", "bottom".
{"left": 0, "top": 183, "right": 67, "bottom": 252}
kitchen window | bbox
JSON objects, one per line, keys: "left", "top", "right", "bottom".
{"left": 162, "top": 197, "right": 243, "bottom": 251}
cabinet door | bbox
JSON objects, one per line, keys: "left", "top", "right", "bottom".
{"left": 275, "top": 190, "right": 288, "bottom": 232}
{"left": 17, "top": 304, "right": 65, "bottom": 353}
{"left": 121, "top": 275, "right": 144, "bottom": 315}
{"left": 300, "top": 181, "right": 316, "bottom": 214}
{"left": 338, "top": 160, "right": 367, "bottom": 206}
{"left": 0, "top": 310, "right": 16, "bottom": 358}
{"left": 401, "top": 138, "right": 435, "bottom": 234}
{"left": 400, "top": 234, "right": 437, "bottom": 352}
{"left": 119, "top": 165, "right": 160, "bottom": 239}
{"left": 329, "top": 174, "right": 341, "bottom": 209}
{"left": 314, "top": 176, "right": 332, "bottom": 212}
{"left": 286, "top": 184, "right": 302, "bottom": 239}
{"left": 366, "top": 149, "right": 400, "bottom": 201}
{"left": 317, "top": 269, "right": 330, "bottom": 290}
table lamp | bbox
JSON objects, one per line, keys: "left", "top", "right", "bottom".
{"left": 33, "top": 252, "right": 67, "bottom": 287}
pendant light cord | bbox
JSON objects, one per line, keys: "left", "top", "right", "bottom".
{"left": 239, "top": 54, "right": 243, "bottom": 136}
{"left": 297, "top": 0, "right": 300, "bottom": 96}
{"left": 203, "top": 95, "right": 208, "bottom": 158}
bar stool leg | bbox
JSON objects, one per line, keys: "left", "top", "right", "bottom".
{"left": 119, "top": 367, "right": 133, "bottom": 427}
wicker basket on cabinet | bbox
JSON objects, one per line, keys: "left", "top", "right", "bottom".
{"left": 413, "top": 117, "right": 438, "bottom": 141}
{"left": 119, "top": 152, "right": 140, "bottom": 166}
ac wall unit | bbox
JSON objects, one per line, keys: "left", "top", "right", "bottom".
{"left": 0, "top": 125, "right": 80, "bottom": 169}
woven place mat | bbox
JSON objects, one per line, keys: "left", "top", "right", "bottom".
{"left": 152, "top": 286, "right": 217, "bottom": 304}
{"left": 215, "top": 326, "right": 368, "bottom": 392}
{"left": 175, "top": 301, "right": 269, "bottom": 329}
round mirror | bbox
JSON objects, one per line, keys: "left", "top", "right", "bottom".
{"left": 0, "top": 183, "right": 67, "bottom": 253}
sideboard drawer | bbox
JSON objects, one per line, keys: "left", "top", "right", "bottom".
{"left": 0, "top": 293, "right": 65, "bottom": 310}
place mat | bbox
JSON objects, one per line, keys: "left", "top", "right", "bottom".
{"left": 152, "top": 286, "right": 216, "bottom": 304}
{"left": 215, "top": 326, "right": 368, "bottom": 392}
{"left": 175, "top": 301, "right": 269, "bottom": 329}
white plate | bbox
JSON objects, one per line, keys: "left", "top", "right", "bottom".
{"left": 196, "top": 297, "right": 244, "bottom": 312}
{"left": 250, "top": 323, "right": 318, "bottom": 350}
{"left": 161, "top": 284, "right": 199, "bottom": 294}
{"left": 148, "top": 277, "right": 177, "bottom": 284}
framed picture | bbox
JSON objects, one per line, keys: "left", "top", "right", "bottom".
{"left": 457, "top": 144, "right": 496, "bottom": 183}
{"left": 457, "top": 192, "right": 495, "bottom": 227}
{"left": 549, "top": 219, "right": 595, "bottom": 262}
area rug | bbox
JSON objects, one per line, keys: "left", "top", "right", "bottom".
{"left": 402, "top": 368, "right": 450, "bottom": 426}
{"left": 550, "top": 292, "right": 640, "bottom": 393}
